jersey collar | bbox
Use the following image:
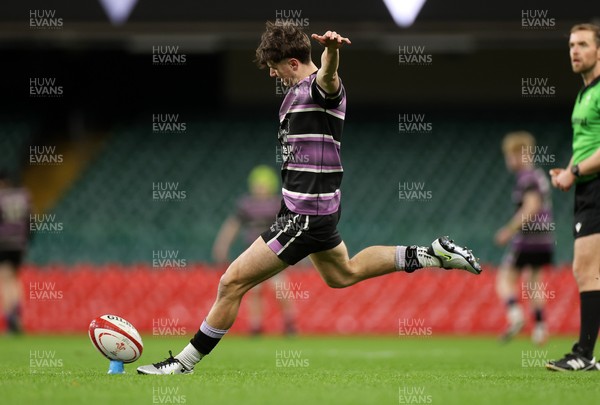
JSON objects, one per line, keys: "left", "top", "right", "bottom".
{"left": 579, "top": 74, "right": 600, "bottom": 101}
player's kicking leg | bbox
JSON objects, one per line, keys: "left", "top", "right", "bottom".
{"left": 309, "top": 236, "right": 480, "bottom": 290}
{"left": 137, "top": 237, "right": 288, "bottom": 374}
{"left": 137, "top": 232, "right": 479, "bottom": 375}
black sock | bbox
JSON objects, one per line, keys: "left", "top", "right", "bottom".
{"left": 506, "top": 297, "right": 517, "bottom": 307}
{"left": 534, "top": 308, "right": 543, "bottom": 323}
{"left": 578, "top": 291, "right": 600, "bottom": 359}
{"left": 190, "top": 320, "right": 228, "bottom": 355}
{"left": 6, "top": 304, "right": 22, "bottom": 333}
{"left": 403, "top": 246, "right": 421, "bottom": 273}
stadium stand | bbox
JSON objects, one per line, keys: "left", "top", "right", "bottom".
{"left": 24, "top": 118, "right": 573, "bottom": 265}
{"left": 0, "top": 121, "right": 33, "bottom": 179}
{"left": 2, "top": 117, "right": 579, "bottom": 335}
{"left": 16, "top": 263, "right": 578, "bottom": 335}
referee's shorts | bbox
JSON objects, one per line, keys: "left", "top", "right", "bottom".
{"left": 574, "top": 176, "right": 600, "bottom": 239}
{"left": 261, "top": 201, "right": 342, "bottom": 265}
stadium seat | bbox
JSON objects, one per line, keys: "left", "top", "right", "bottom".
{"left": 26, "top": 118, "right": 574, "bottom": 265}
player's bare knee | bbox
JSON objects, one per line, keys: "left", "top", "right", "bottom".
{"left": 572, "top": 260, "right": 596, "bottom": 288}
{"left": 217, "top": 269, "right": 246, "bottom": 299}
{"left": 323, "top": 273, "right": 355, "bottom": 289}
{"left": 312, "top": 252, "right": 357, "bottom": 289}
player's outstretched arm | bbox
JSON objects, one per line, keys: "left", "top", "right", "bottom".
{"left": 212, "top": 216, "right": 241, "bottom": 264}
{"left": 311, "top": 31, "right": 351, "bottom": 95}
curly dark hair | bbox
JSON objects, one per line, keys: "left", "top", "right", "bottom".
{"left": 254, "top": 21, "right": 311, "bottom": 68}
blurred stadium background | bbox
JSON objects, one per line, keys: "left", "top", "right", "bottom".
{"left": 1, "top": 1, "right": 597, "bottom": 336}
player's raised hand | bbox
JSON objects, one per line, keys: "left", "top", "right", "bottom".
{"left": 311, "top": 31, "right": 351, "bottom": 49}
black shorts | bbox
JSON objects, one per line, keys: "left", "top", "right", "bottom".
{"left": 574, "top": 176, "right": 600, "bottom": 239}
{"left": 503, "top": 250, "right": 553, "bottom": 269}
{"left": 261, "top": 201, "right": 342, "bottom": 265}
{"left": 0, "top": 250, "right": 24, "bottom": 270}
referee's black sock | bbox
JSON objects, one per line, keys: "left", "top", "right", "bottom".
{"left": 578, "top": 291, "right": 600, "bottom": 359}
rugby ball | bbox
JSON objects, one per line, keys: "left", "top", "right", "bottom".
{"left": 88, "top": 314, "right": 143, "bottom": 363}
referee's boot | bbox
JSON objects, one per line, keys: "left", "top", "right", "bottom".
{"left": 546, "top": 343, "right": 599, "bottom": 371}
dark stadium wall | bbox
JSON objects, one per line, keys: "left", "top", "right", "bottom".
{"left": 1, "top": 49, "right": 223, "bottom": 130}
{"left": 1, "top": 45, "right": 582, "bottom": 128}
{"left": 225, "top": 48, "right": 582, "bottom": 110}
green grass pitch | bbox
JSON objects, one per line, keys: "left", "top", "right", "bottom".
{"left": 1, "top": 335, "right": 599, "bottom": 404}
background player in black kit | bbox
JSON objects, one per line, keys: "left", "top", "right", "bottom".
{"left": 0, "top": 171, "right": 31, "bottom": 334}
{"left": 495, "top": 131, "right": 554, "bottom": 345}
{"left": 212, "top": 165, "right": 296, "bottom": 336}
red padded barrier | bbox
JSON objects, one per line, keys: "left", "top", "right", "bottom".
{"left": 4, "top": 264, "right": 581, "bottom": 335}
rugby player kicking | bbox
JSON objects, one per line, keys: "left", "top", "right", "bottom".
{"left": 138, "top": 22, "right": 481, "bottom": 375}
